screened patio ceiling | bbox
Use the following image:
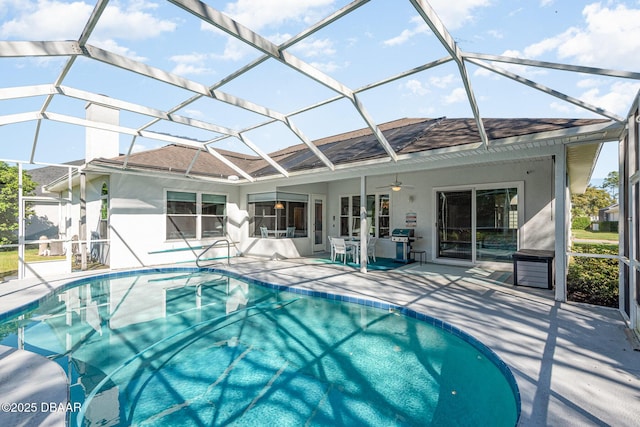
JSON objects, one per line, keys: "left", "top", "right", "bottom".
{"left": 1, "top": 0, "right": 639, "bottom": 182}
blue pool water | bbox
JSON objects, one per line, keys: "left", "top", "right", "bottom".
{"left": 0, "top": 268, "right": 520, "bottom": 426}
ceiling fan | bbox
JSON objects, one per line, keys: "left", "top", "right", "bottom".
{"left": 377, "top": 174, "right": 415, "bottom": 192}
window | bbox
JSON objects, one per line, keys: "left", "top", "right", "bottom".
{"left": 166, "top": 191, "right": 226, "bottom": 240}
{"left": 99, "top": 183, "right": 109, "bottom": 239}
{"left": 340, "top": 194, "right": 390, "bottom": 238}
{"left": 248, "top": 192, "right": 308, "bottom": 238}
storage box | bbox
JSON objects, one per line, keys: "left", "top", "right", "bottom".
{"left": 513, "top": 249, "right": 555, "bottom": 289}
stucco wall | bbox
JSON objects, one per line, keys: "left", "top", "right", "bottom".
{"left": 99, "top": 154, "right": 557, "bottom": 269}
{"left": 326, "top": 156, "right": 556, "bottom": 263}
{"left": 107, "top": 174, "right": 241, "bottom": 269}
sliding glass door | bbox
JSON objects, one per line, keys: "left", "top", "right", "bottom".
{"left": 437, "top": 191, "right": 472, "bottom": 260}
{"left": 436, "top": 185, "right": 520, "bottom": 263}
{"left": 476, "top": 188, "right": 518, "bottom": 262}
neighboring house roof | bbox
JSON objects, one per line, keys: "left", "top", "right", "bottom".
{"left": 599, "top": 203, "right": 619, "bottom": 213}
{"left": 86, "top": 117, "right": 613, "bottom": 186}
{"left": 27, "top": 160, "right": 85, "bottom": 196}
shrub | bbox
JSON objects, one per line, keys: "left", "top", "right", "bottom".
{"left": 599, "top": 221, "right": 618, "bottom": 233}
{"left": 567, "top": 243, "right": 618, "bottom": 308}
{"left": 571, "top": 216, "right": 591, "bottom": 230}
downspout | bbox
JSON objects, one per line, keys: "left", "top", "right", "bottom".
{"left": 554, "top": 151, "right": 568, "bottom": 301}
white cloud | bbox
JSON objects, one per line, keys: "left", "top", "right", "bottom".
{"left": 93, "top": 38, "right": 146, "bottom": 62}
{"left": 384, "top": 1, "right": 492, "bottom": 46}
{"left": 523, "top": 3, "right": 640, "bottom": 69}
{"left": 169, "top": 53, "right": 215, "bottom": 76}
{"left": 224, "top": 0, "right": 334, "bottom": 32}
{"left": 383, "top": 16, "right": 429, "bottom": 47}
{"left": 429, "top": 74, "right": 455, "bottom": 89}
{"left": 0, "top": 0, "right": 93, "bottom": 39}
{"left": 576, "top": 78, "right": 604, "bottom": 89}
{"left": 0, "top": 0, "right": 175, "bottom": 40}
{"left": 309, "top": 60, "right": 342, "bottom": 73}
{"left": 290, "top": 38, "right": 335, "bottom": 58}
{"left": 98, "top": 1, "right": 176, "bottom": 41}
{"left": 422, "top": 0, "right": 491, "bottom": 30}
{"left": 549, "top": 101, "right": 572, "bottom": 114}
{"left": 443, "top": 87, "right": 467, "bottom": 104}
{"left": 580, "top": 81, "right": 640, "bottom": 116}
{"left": 404, "top": 79, "right": 431, "bottom": 96}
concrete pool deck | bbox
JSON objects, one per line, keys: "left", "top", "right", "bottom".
{"left": 1, "top": 257, "right": 638, "bottom": 426}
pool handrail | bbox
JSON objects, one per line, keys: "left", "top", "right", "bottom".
{"left": 196, "top": 239, "right": 230, "bottom": 267}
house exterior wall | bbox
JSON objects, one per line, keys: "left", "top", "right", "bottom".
{"left": 106, "top": 173, "right": 241, "bottom": 269}
{"left": 95, "top": 154, "right": 556, "bottom": 270}
{"left": 325, "top": 156, "right": 556, "bottom": 264}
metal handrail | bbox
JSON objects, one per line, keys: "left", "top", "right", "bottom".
{"left": 196, "top": 239, "right": 230, "bottom": 267}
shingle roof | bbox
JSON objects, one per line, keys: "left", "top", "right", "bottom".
{"left": 89, "top": 117, "right": 611, "bottom": 180}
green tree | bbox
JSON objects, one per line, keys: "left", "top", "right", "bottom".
{"left": 601, "top": 171, "right": 619, "bottom": 200}
{"left": 0, "top": 162, "right": 36, "bottom": 245}
{"left": 571, "top": 186, "right": 615, "bottom": 218}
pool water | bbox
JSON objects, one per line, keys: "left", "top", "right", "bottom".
{"left": 0, "top": 269, "right": 519, "bottom": 426}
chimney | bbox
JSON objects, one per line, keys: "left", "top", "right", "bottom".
{"left": 85, "top": 102, "right": 120, "bottom": 162}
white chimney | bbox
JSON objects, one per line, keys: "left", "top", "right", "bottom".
{"left": 85, "top": 102, "right": 120, "bottom": 162}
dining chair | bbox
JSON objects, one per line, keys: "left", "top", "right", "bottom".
{"left": 366, "top": 236, "right": 378, "bottom": 262}
{"left": 260, "top": 226, "right": 269, "bottom": 238}
{"left": 332, "top": 238, "right": 352, "bottom": 264}
{"left": 286, "top": 226, "right": 295, "bottom": 238}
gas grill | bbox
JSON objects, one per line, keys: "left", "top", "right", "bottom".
{"left": 391, "top": 228, "right": 415, "bottom": 263}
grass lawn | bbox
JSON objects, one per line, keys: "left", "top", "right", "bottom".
{"left": 1, "top": 248, "right": 66, "bottom": 279}
{"left": 572, "top": 229, "right": 618, "bottom": 242}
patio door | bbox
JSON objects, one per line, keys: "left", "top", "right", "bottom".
{"left": 436, "top": 185, "right": 520, "bottom": 263}
{"left": 436, "top": 190, "right": 472, "bottom": 261}
{"left": 312, "top": 195, "right": 326, "bottom": 252}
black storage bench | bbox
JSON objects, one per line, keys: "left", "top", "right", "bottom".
{"left": 512, "top": 249, "right": 555, "bottom": 289}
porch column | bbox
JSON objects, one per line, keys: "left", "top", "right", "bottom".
{"left": 554, "top": 150, "right": 568, "bottom": 301}
{"left": 360, "top": 175, "right": 368, "bottom": 273}
{"left": 18, "top": 163, "right": 25, "bottom": 280}
{"left": 80, "top": 172, "right": 87, "bottom": 271}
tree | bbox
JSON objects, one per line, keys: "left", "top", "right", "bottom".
{"left": 0, "top": 163, "right": 36, "bottom": 245}
{"left": 601, "top": 171, "right": 619, "bottom": 200}
{"left": 571, "top": 186, "right": 615, "bottom": 219}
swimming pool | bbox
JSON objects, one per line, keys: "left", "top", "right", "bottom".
{"left": 0, "top": 268, "right": 520, "bottom": 426}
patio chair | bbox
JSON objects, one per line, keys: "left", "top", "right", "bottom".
{"left": 366, "top": 236, "right": 378, "bottom": 262}
{"left": 286, "top": 226, "right": 295, "bottom": 238}
{"left": 38, "top": 235, "right": 50, "bottom": 256}
{"left": 49, "top": 237, "right": 65, "bottom": 256}
{"left": 71, "top": 235, "right": 81, "bottom": 264}
{"left": 260, "top": 226, "right": 269, "bottom": 238}
{"left": 327, "top": 236, "right": 334, "bottom": 260}
{"left": 331, "top": 238, "right": 353, "bottom": 264}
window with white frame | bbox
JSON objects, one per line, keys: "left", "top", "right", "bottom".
{"left": 340, "top": 194, "right": 390, "bottom": 237}
{"left": 248, "top": 192, "right": 308, "bottom": 238}
{"left": 166, "top": 191, "right": 226, "bottom": 240}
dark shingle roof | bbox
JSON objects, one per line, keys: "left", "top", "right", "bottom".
{"left": 89, "top": 117, "right": 611, "bottom": 180}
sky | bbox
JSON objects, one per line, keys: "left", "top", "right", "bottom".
{"left": 1, "top": 0, "right": 639, "bottom": 179}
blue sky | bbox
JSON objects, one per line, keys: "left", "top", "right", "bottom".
{"left": 1, "top": 0, "right": 639, "bottom": 179}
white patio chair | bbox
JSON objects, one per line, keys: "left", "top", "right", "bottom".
{"left": 366, "top": 236, "right": 378, "bottom": 262}
{"left": 332, "top": 238, "right": 353, "bottom": 264}
{"left": 38, "top": 235, "right": 50, "bottom": 256}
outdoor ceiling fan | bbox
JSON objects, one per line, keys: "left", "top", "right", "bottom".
{"left": 377, "top": 174, "right": 415, "bottom": 192}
